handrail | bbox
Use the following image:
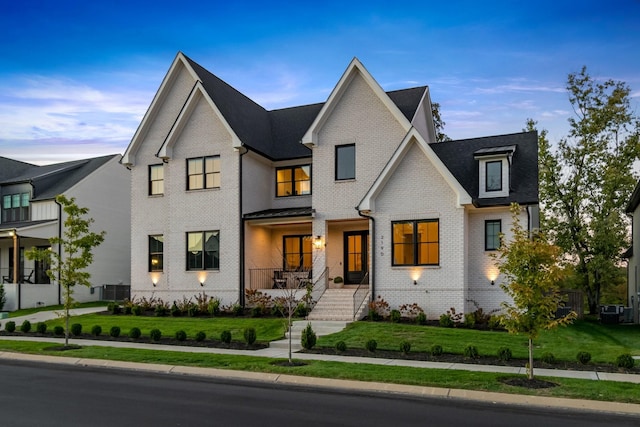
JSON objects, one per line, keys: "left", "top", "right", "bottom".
{"left": 310, "top": 267, "right": 328, "bottom": 309}
{"left": 352, "top": 272, "right": 370, "bottom": 320}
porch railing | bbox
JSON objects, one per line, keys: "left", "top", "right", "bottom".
{"left": 248, "top": 268, "right": 313, "bottom": 290}
{"left": 352, "top": 272, "right": 370, "bottom": 320}
{"left": 1, "top": 267, "right": 39, "bottom": 284}
{"left": 310, "top": 267, "right": 328, "bottom": 310}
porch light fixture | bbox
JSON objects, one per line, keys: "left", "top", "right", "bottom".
{"left": 490, "top": 280, "right": 495, "bottom": 286}
{"left": 413, "top": 280, "right": 417, "bottom": 286}
{"left": 200, "top": 281, "right": 205, "bottom": 287}
{"left": 313, "top": 235, "right": 324, "bottom": 249}
{"left": 152, "top": 281, "right": 156, "bottom": 287}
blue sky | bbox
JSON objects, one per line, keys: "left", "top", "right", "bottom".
{"left": 1, "top": 0, "right": 639, "bottom": 164}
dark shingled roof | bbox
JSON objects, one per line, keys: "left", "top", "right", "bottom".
{"left": 0, "top": 157, "right": 35, "bottom": 181}
{"left": 0, "top": 155, "right": 117, "bottom": 201}
{"left": 430, "top": 131, "right": 539, "bottom": 207}
{"left": 183, "top": 55, "right": 427, "bottom": 161}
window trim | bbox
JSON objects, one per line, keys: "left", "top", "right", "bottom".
{"left": 391, "top": 219, "right": 440, "bottom": 266}
{"left": 148, "top": 164, "right": 164, "bottom": 196}
{"left": 335, "top": 144, "right": 356, "bottom": 181}
{"left": 186, "top": 155, "right": 221, "bottom": 191}
{"left": 282, "top": 234, "right": 313, "bottom": 271}
{"left": 186, "top": 230, "right": 220, "bottom": 271}
{"left": 485, "top": 219, "right": 501, "bottom": 251}
{"left": 275, "top": 164, "right": 312, "bottom": 198}
{"left": 148, "top": 235, "right": 164, "bottom": 271}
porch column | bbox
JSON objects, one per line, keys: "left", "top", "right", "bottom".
{"left": 12, "top": 230, "right": 19, "bottom": 284}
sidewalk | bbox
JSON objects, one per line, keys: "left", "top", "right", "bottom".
{"left": 1, "top": 308, "right": 640, "bottom": 415}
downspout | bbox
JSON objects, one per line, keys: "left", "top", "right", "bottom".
{"left": 357, "top": 208, "right": 375, "bottom": 299}
{"left": 239, "top": 145, "right": 248, "bottom": 307}
{"left": 56, "top": 198, "right": 62, "bottom": 305}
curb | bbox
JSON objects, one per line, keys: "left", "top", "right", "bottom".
{"left": 1, "top": 351, "right": 639, "bottom": 416}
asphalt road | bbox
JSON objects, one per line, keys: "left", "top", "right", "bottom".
{"left": 0, "top": 361, "right": 637, "bottom": 427}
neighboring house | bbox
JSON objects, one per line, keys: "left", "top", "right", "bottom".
{"left": 122, "top": 52, "right": 539, "bottom": 320}
{"left": 625, "top": 180, "right": 640, "bottom": 324}
{"left": 0, "top": 155, "right": 130, "bottom": 311}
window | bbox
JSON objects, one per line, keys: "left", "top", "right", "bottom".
{"left": 276, "top": 165, "right": 311, "bottom": 197}
{"left": 149, "top": 164, "right": 164, "bottom": 195}
{"left": 485, "top": 220, "right": 501, "bottom": 251}
{"left": 149, "top": 235, "right": 164, "bottom": 271}
{"left": 283, "top": 235, "right": 312, "bottom": 270}
{"left": 392, "top": 220, "right": 439, "bottom": 266}
{"left": 187, "top": 156, "right": 220, "bottom": 190}
{"left": 486, "top": 160, "right": 502, "bottom": 192}
{"left": 187, "top": 231, "right": 219, "bottom": 270}
{"left": 335, "top": 144, "right": 355, "bottom": 180}
{"left": 2, "top": 192, "right": 29, "bottom": 222}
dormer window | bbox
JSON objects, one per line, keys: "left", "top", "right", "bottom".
{"left": 474, "top": 145, "right": 515, "bottom": 199}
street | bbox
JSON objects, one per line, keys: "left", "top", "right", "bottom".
{"left": 0, "top": 360, "right": 636, "bottom": 426}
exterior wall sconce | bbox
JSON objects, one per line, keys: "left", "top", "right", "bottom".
{"left": 413, "top": 280, "right": 418, "bottom": 286}
{"left": 313, "top": 235, "right": 324, "bottom": 249}
{"left": 152, "top": 281, "right": 157, "bottom": 287}
{"left": 490, "top": 280, "right": 495, "bottom": 286}
{"left": 200, "top": 281, "right": 205, "bottom": 287}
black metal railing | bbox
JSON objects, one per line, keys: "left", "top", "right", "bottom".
{"left": 249, "top": 268, "right": 313, "bottom": 290}
{"left": 352, "top": 272, "right": 370, "bottom": 320}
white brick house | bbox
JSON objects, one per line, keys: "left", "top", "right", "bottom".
{"left": 122, "top": 53, "right": 539, "bottom": 320}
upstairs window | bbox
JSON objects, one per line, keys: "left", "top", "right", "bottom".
{"left": 486, "top": 161, "right": 502, "bottom": 192}
{"left": 187, "top": 231, "right": 220, "bottom": 270}
{"left": 335, "top": 144, "right": 355, "bottom": 180}
{"left": 149, "top": 164, "right": 164, "bottom": 195}
{"left": 187, "top": 156, "right": 220, "bottom": 190}
{"left": 474, "top": 145, "right": 515, "bottom": 199}
{"left": 485, "top": 220, "right": 501, "bottom": 251}
{"left": 392, "top": 219, "right": 439, "bottom": 266}
{"left": 2, "top": 192, "right": 29, "bottom": 222}
{"left": 276, "top": 165, "right": 311, "bottom": 197}
{"left": 148, "top": 235, "right": 164, "bottom": 271}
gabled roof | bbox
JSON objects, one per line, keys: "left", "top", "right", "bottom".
{"left": 301, "top": 57, "right": 417, "bottom": 147}
{"left": 0, "top": 155, "right": 118, "bottom": 200}
{"left": 0, "top": 157, "right": 34, "bottom": 181}
{"left": 430, "top": 131, "right": 539, "bottom": 207}
{"left": 626, "top": 179, "right": 640, "bottom": 214}
{"left": 358, "top": 128, "right": 472, "bottom": 212}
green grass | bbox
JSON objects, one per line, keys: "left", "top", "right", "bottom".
{"left": 0, "top": 339, "right": 638, "bottom": 404}
{"left": 8, "top": 301, "right": 109, "bottom": 318}
{"left": 43, "top": 313, "right": 288, "bottom": 343}
{"left": 317, "top": 319, "right": 640, "bottom": 363}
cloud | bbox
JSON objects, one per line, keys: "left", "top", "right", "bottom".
{"left": 473, "top": 82, "right": 566, "bottom": 95}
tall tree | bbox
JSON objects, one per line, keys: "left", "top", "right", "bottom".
{"left": 26, "top": 195, "right": 105, "bottom": 347}
{"left": 494, "top": 204, "right": 576, "bottom": 380}
{"left": 432, "top": 102, "right": 451, "bottom": 142}
{"left": 531, "top": 66, "right": 640, "bottom": 314}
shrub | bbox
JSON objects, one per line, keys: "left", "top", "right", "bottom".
{"left": 128, "top": 327, "right": 141, "bottom": 339}
{"left": 71, "top": 323, "right": 82, "bottom": 336}
{"left": 123, "top": 305, "right": 132, "bottom": 315}
{"left": 365, "top": 339, "right": 377, "bottom": 352}
{"left": 541, "top": 352, "right": 555, "bottom": 364}
{"left": 301, "top": 323, "right": 317, "bottom": 350}
{"left": 107, "top": 302, "right": 115, "bottom": 312}
{"left": 295, "top": 303, "right": 309, "bottom": 318}
{"left": 220, "top": 330, "right": 232, "bottom": 344}
{"left": 463, "top": 313, "right": 476, "bottom": 328}
{"left": 175, "top": 330, "right": 187, "bottom": 341}
{"left": 335, "top": 340, "right": 347, "bottom": 352}
{"left": 5, "top": 321, "right": 16, "bottom": 333}
{"left": 91, "top": 325, "right": 102, "bottom": 336}
{"left": 430, "top": 344, "right": 443, "bottom": 356}
{"left": 132, "top": 305, "right": 142, "bottom": 316}
{"left": 36, "top": 322, "right": 47, "bottom": 334}
{"left": 250, "top": 306, "right": 262, "bottom": 318}
{"left": 171, "top": 302, "right": 181, "bottom": 317}
{"left": 155, "top": 305, "right": 168, "bottom": 317}
{"left": 497, "top": 347, "right": 512, "bottom": 361}
{"left": 400, "top": 341, "right": 411, "bottom": 354}
{"left": 187, "top": 305, "right": 199, "bottom": 317}
{"left": 149, "top": 328, "right": 162, "bottom": 341}
{"left": 488, "top": 315, "right": 502, "bottom": 331}
{"left": 439, "top": 313, "right": 454, "bottom": 328}
{"left": 110, "top": 326, "right": 121, "bottom": 338}
{"left": 576, "top": 351, "right": 591, "bottom": 365}
{"left": 195, "top": 331, "right": 206, "bottom": 342}
{"left": 231, "top": 303, "right": 243, "bottom": 316}
{"left": 415, "top": 311, "right": 427, "bottom": 325}
{"left": 109, "top": 303, "right": 121, "bottom": 315}
{"left": 53, "top": 325, "right": 64, "bottom": 336}
{"left": 464, "top": 345, "right": 479, "bottom": 359}
{"left": 390, "top": 309, "right": 401, "bottom": 323}
{"left": 615, "top": 354, "right": 635, "bottom": 370}
{"left": 20, "top": 320, "right": 31, "bottom": 333}
{"left": 368, "top": 296, "right": 390, "bottom": 320}
{"left": 208, "top": 298, "right": 221, "bottom": 316}
{"left": 243, "top": 327, "right": 257, "bottom": 345}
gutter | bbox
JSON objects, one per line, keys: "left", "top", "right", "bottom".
{"left": 356, "top": 208, "right": 375, "bottom": 299}
{"left": 56, "top": 197, "right": 62, "bottom": 305}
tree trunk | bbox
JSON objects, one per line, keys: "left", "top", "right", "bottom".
{"left": 528, "top": 337, "right": 534, "bottom": 380}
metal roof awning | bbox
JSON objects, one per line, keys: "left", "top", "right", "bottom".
{"left": 244, "top": 207, "right": 314, "bottom": 226}
{"left": 0, "top": 220, "right": 57, "bottom": 239}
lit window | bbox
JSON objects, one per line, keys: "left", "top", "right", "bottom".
{"left": 485, "top": 220, "right": 501, "bottom": 251}
{"left": 335, "top": 144, "right": 355, "bottom": 180}
{"left": 149, "top": 235, "right": 164, "bottom": 271}
{"left": 276, "top": 165, "right": 311, "bottom": 197}
{"left": 283, "top": 235, "right": 312, "bottom": 271}
{"left": 149, "top": 164, "right": 164, "bottom": 195}
{"left": 486, "top": 160, "right": 502, "bottom": 192}
{"left": 392, "top": 220, "right": 439, "bottom": 266}
{"left": 187, "top": 231, "right": 219, "bottom": 270}
{"left": 187, "top": 156, "right": 220, "bottom": 190}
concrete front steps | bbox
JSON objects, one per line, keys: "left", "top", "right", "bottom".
{"left": 307, "top": 288, "right": 368, "bottom": 321}
{"left": 269, "top": 320, "right": 349, "bottom": 351}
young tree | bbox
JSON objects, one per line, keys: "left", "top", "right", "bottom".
{"left": 26, "top": 195, "right": 105, "bottom": 347}
{"left": 494, "top": 204, "right": 576, "bottom": 380}
{"left": 531, "top": 66, "right": 640, "bottom": 314}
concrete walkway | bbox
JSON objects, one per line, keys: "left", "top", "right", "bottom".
{"left": 1, "top": 307, "right": 639, "bottom": 415}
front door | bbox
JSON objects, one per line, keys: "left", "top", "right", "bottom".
{"left": 344, "top": 231, "right": 369, "bottom": 285}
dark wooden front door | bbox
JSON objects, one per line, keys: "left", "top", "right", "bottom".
{"left": 344, "top": 231, "right": 369, "bottom": 285}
